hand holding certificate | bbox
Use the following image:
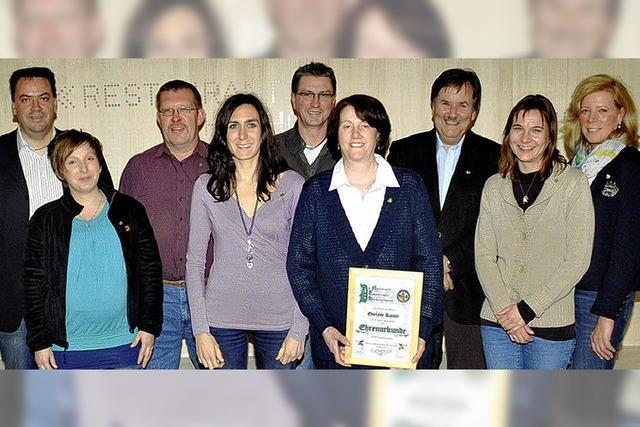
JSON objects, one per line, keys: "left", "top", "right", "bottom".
{"left": 345, "top": 267, "right": 424, "bottom": 369}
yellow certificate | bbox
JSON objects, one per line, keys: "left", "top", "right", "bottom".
{"left": 345, "top": 267, "right": 423, "bottom": 369}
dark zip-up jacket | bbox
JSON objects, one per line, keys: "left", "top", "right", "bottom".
{"left": 23, "top": 185, "right": 163, "bottom": 352}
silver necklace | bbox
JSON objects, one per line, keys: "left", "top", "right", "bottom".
{"left": 235, "top": 191, "right": 259, "bottom": 269}
{"left": 81, "top": 194, "right": 105, "bottom": 231}
{"left": 516, "top": 172, "right": 538, "bottom": 205}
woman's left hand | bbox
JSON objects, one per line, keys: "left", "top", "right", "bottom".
{"left": 591, "top": 316, "right": 616, "bottom": 361}
{"left": 131, "top": 331, "right": 155, "bottom": 368}
{"left": 411, "top": 338, "right": 427, "bottom": 364}
{"left": 275, "top": 336, "right": 304, "bottom": 365}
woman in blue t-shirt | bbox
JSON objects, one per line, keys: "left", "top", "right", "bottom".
{"left": 23, "top": 129, "right": 163, "bottom": 369}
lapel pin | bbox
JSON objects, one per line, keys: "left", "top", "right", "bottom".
{"left": 606, "top": 174, "right": 611, "bottom": 179}
{"left": 465, "top": 170, "right": 471, "bottom": 175}
{"left": 602, "top": 179, "right": 619, "bottom": 197}
{"left": 387, "top": 197, "right": 394, "bottom": 203}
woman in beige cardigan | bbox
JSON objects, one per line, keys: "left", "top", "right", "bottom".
{"left": 475, "top": 94, "right": 595, "bottom": 369}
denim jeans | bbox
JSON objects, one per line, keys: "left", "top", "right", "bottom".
{"left": 481, "top": 325, "right": 575, "bottom": 369}
{"left": 0, "top": 319, "right": 35, "bottom": 369}
{"left": 571, "top": 290, "right": 636, "bottom": 370}
{"left": 147, "top": 285, "right": 199, "bottom": 369}
{"left": 209, "top": 327, "right": 297, "bottom": 370}
{"left": 53, "top": 343, "right": 140, "bottom": 369}
{"left": 296, "top": 336, "right": 314, "bottom": 369}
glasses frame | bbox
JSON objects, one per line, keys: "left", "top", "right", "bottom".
{"left": 295, "top": 91, "right": 335, "bottom": 102}
{"left": 158, "top": 106, "right": 199, "bottom": 117}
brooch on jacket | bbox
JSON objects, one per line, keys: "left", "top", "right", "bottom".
{"left": 602, "top": 174, "right": 619, "bottom": 197}
{"left": 118, "top": 221, "right": 132, "bottom": 232}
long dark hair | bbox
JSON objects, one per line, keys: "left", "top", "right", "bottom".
{"left": 499, "top": 94, "right": 566, "bottom": 180}
{"left": 207, "top": 93, "right": 285, "bottom": 202}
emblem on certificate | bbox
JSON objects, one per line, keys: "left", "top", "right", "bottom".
{"left": 345, "top": 267, "right": 423, "bottom": 369}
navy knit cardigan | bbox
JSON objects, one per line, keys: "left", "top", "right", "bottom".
{"left": 286, "top": 166, "right": 443, "bottom": 365}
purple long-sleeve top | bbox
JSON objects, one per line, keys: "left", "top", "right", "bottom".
{"left": 186, "top": 170, "right": 309, "bottom": 340}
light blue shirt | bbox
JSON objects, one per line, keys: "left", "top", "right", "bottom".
{"left": 436, "top": 132, "right": 465, "bottom": 209}
{"left": 53, "top": 202, "right": 136, "bottom": 351}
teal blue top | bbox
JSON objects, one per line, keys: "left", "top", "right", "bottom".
{"left": 53, "top": 202, "right": 136, "bottom": 351}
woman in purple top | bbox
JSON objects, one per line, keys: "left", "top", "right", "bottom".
{"left": 186, "top": 93, "right": 308, "bottom": 369}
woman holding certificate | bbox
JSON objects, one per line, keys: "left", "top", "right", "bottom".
{"left": 287, "top": 94, "right": 443, "bottom": 369}
{"left": 475, "top": 94, "right": 595, "bottom": 369}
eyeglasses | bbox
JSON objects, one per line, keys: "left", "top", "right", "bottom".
{"left": 158, "top": 106, "right": 199, "bottom": 117}
{"left": 296, "top": 91, "right": 335, "bottom": 101}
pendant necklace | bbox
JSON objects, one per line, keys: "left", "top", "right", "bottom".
{"left": 517, "top": 172, "right": 538, "bottom": 205}
{"left": 235, "top": 191, "right": 259, "bottom": 269}
{"left": 81, "top": 193, "right": 105, "bottom": 231}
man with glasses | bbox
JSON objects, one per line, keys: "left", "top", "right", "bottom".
{"left": 120, "top": 80, "right": 211, "bottom": 369}
{"left": 277, "top": 62, "right": 339, "bottom": 180}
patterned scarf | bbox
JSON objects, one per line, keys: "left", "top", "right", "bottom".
{"left": 572, "top": 138, "right": 626, "bottom": 184}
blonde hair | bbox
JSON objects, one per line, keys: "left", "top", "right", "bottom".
{"left": 562, "top": 74, "right": 639, "bottom": 160}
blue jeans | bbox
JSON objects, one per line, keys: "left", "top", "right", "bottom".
{"left": 481, "top": 325, "right": 575, "bottom": 369}
{"left": 296, "top": 336, "right": 314, "bottom": 369}
{"left": 572, "top": 290, "right": 636, "bottom": 370}
{"left": 147, "top": 285, "right": 199, "bottom": 369}
{"left": 209, "top": 327, "right": 296, "bottom": 370}
{"left": 53, "top": 343, "right": 141, "bottom": 369}
{"left": 0, "top": 319, "right": 35, "bottom": 369}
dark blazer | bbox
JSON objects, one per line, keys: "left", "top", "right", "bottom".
{"left": 0, "top": 129, "right": 114, "bottom": 332}
{"left": 276, "top": 123, "right": 340, "bottom": 180}
{"left": 23, "top": 186, "right": 163, "bottom": 352}
{"left": 576, "top": 146, "right": 640, "bottom": 319}
{"left": 388, "top": 129, "right": 500, "bottom": 324}
{"left": 287, "top": 167, "right": 443, "bottom": 367}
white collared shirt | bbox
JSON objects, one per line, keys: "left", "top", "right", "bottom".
{"left": 329, "top": 154, "right": 400, "bottom": 251}
{"left": 17, "top": 128, "right": 63, "bottom": 218}
{"left": 436, "top": 132, "right": 465, "bottom": 209}
{"left": 303, "top": 138, "right": 327, "bottom": 165}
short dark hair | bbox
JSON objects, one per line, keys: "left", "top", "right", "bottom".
{"left": 48, "top": 129, "right": 106, "bottom": 183}
{"left": 155, "top": 80, "right": 203, "bottom": 109}
{"left": 207, "top": 93, "right": 284, "bottom": 202}
{"left": 13, "top": 0, "right": 98, "bottom": 15}
{"left": 499, "top": 94, "right": 566, "bottom": 180}
{"left": 291, "top": 62, "right": 336, "bottom": 94}
{"left": 430, "top": 68, "right": 481, "bottom": 112}
{"left": 10, "top": 67, "right": 57, "bottom": 102}
{"left": 528, "top": 0, "right": 621, "bottom": 17}
{"left": 327, "top": 94, "right": 392, "bottom": 158}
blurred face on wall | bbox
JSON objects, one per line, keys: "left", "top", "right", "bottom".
{"left": 530, "top": 0, "right": 615, "bottom": 58}
{"left": 267, "top": 0, "right": 350, "bottom": 55}
{"left": 12, "top": 77, "right": 57, "bottom": 139}
{"left": 144, "top": 5, "right": 211, "bottom": 58}
{"left": 431, "top": 83, "right": 477, "bottom": 147}
{"left": 14, "top": 0, "right": 105, "bottom": 57}
{"left": 352, "top": 6, "right": 428, "bottom": 58}
{"left": 291, "top": 75, "right": 336, "bottom": 131}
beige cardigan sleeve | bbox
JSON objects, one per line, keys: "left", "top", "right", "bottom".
{"left": 521, "top": 171, "right": 595, "bottom": 317}
{"left": 475, "top": 178, "right": 513, "bottom": 315}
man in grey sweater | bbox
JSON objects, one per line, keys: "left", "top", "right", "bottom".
{"left": 276, "top": 62, "right": 340, "bottom": 180}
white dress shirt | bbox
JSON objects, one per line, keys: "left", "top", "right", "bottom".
{"left": 436, "top": 132, "right": 465, "bottom": 209}
{"left": 329, "top": 154, "right": 400, "bottom": 251}
{"left": 17, "top": 128, "right": 63, "bottom": 218}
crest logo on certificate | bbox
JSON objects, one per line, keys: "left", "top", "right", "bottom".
{"left": 345, "top": 267, "right": 423, "bottom": 369}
